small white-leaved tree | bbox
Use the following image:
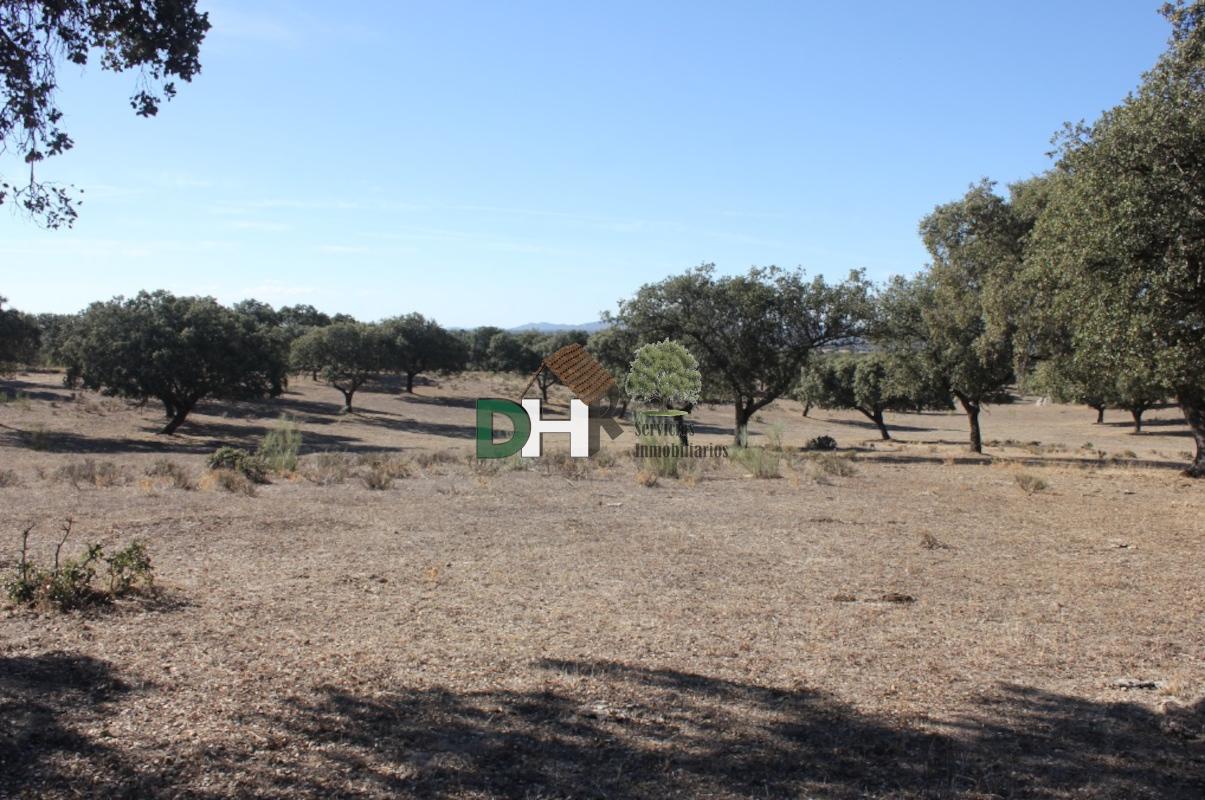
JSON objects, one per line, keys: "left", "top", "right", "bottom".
{"left": 626, "top": 339, "right": 702, "bottom": 445}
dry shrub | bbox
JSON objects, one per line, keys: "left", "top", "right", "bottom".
{"left": 144, "top": 459, "right": 194, "bottom": 490}
{"left": 810, "top": 453, "right": 858, "bottom": 478}
{"left": 358, "top": 452, "right": 412, "bottom": 479}
{"left": 732, "top": 446, "right": 781, "bottom": 479}
{"left": 54, "top": 459, "right": 126, "bottom": 488}
{"left": 302, "top": 452, "right": 357, "bottom": 485}
{"left": 361, "top": 465, "right": 394, "bottom": 490}
{"left": 412, "top": 450, "right": 460, "bottom": 470}
{"left": 593, "top": 448, "right": 618, "bottom": 468}
{"left": 537, "top": 451, "right": 590, "bottom": 479}
{"left": 920, "top": 531, "right": 949, "bottom": 550}
{"left": 0, "top": 469, "right": 19, "bottom": 488}
{"left": 635, "top": 468, "right": 659, "bottom": 487}
{"left": 201, "top": 468, "right": 256, "bottom": 496}
{"left": 1014, "top": 471, "right": 1049, "bottom": 495}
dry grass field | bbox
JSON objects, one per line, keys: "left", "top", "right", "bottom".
{"left": 1, "top": 371, "right": 1203, "bottom": 798}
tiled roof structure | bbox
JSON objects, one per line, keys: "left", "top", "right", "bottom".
{"left": 521, "top": 343, "right": 616, "bottom": 404}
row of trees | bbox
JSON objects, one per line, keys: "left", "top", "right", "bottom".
{"left": 0, "top": 291, "right": 607, "bottom": 431}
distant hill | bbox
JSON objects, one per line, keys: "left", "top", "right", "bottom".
{"left": 508, "top": 321, "right": 610, "bottom": 334}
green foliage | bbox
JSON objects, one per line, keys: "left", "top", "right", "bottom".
{"left": 105, "top": 541, "right": 154, "bottom": 595}
{"left": 731, "top": 446, "right": 781, "bottom": 478}
{"left": 805, "top": 434, "right": 838, "bottom": 451}
{"left": 616, "top": 265, "right": 872, "bottom": 446}
{"left": 0, "top": 296, "right": 40, "bottom": 372}
{"left": 207, "top": 447, "right": 268, "bottom": 483}
{"left": 6, "top": 521, "right": 155, "bottom": 611}
{"left": 61, "top": 291, "right": 287, "bottom": 434}
{"left": 483, "top": 331, "right": 542, "bottom": 374}
{"left": 290, "top": 322, "right": 388, "bottom": 411}
{"left": 636, "top": 435, "right": 681, "bottom": 478}
{"left": 380, "top": 313, "right": 468, "bottom": 392}
{"left": 798, "top": 351, "right": 951, "bottom": 440}
{"left": 625, "top": 339, "right": 703, "bottom": 409}
{"left": 1020, "top": 3, "right": 1205, "bottom": 473}
{"left": 258, "top": 416, "right": 302, "bottom": 472}
{"left": 0, "top": 2, "right": 210, "bottom": 227}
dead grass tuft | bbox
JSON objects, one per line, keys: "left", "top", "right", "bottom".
{"left": 53, "top": 459, "right": 127, "bottom": 488}
{"left": 1014, "top": 471, "right": 1049, "bottom": 495}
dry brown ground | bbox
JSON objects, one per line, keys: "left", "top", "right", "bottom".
{"left": 1, "top": 371, "right": 1202, "bottom": 799}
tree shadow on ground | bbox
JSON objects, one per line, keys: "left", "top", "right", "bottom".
{"left": 0, "top": 653, "right": 143, "bottom": 797}
{"left": 0, "top": 418, "right": 387, "bottom": 456}
{"left": 250, "top": 659, "right": 1204, "bottom": 799}
{"left": 4, "top": 656, "right": 1202, "bottom": 798}
{"left": 816, "top": 415, "right": 943, "bottom": 434}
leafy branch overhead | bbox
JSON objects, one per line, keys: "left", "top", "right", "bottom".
{"left": 0, "top": 1, "right": 211, "bottom": 227}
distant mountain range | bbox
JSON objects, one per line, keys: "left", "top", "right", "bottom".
{"left": 508, "top": 321, "right": 610, "bottom": 334}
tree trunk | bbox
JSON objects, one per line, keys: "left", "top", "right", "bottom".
{"left": 1093, "top": 405, "right": 1105, "bottom": 424}
{"left": 872, "top": 408, "right": 890, "bottom": 441}
{"left": 405, "top": 372, "right": 416, "bottom": 393}
{"left": 159, "top": 401, "right": 193, "bottom": 435}
{"left": 160, "top": 397, "right": 176, "bottom": 419}
{"left": 339, "top": 388, "right": 355, "bottom": 412}
{"left": 734, "top": 404, "right": 751, "bottom": 448}
{"left": 675, "top": 414, "right": 689, "bottom": 447}
{"left": 1177, "top": 391, "right": 1205, "bottom": 478}
{"left": 802, "top": 402, "right": 812, "bottom": 418}
{"left": 1130, "top": 408, "right": 1144, "bottom": 434}
{"left": 956, "top": 394, "right": 982, "bottom": 454}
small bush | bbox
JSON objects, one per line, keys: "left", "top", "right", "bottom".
{"left": 207, "top": 447, "right": 268, "bottom": 483}
{"left": 637, "top": 435, "right": 680, "bottom": 478}
{"left": 810, "top": 453, "right": 858, "bottom": 477}
{"left": 54, "top": 459, "right": 126, "bottom": 488}
{"left": 258, "top": 416, "right": 302, "bottom": 472}
{"left": 0, "top": 469, "right": 19, "bottom": 488}
{"left": 537, "top": 451, "right": 590, "bottom": 479}
{"left": 635, "top": 468, "right": 659, "bottom": 487}
{"left": 358, "top": 452, "right": 412, "bottom": 478}
{"left": 594, "top": 448, "right": 617, "bottom": 468}
{"left": 6, "top": 520, "right": 155, "bottom": 611}
{"left": 144, "top": 459, "right": 194, "bottom": 490}
{"left": 764, "top": 422, "right": 786, "bottom": 451}
{"left": 362, "top": 465, "right": 394, "bottom": 490}
{"left": 210, "top": 468, "right": 256, "bottom": 496}
{"left": 412, "top": 450, "right": 460, "bottom": 469}
{"left": 732, "top": 446, "right": 781, "bottom": 478}
{"left": 805, "top": 435, "right": 838, "bottom": 451}
{"left": 1014, "top": 472, "right": 1048, "bottom": 495}
{"left": 105, "top": 541, "right": 154, "bottom": 595}
{"left": 301, "top": 452, "right": 357, "bottom": 485}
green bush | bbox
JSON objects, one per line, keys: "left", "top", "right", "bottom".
{"left": 805, "top": 435, "right": 838, "bottom": 451}
{"left": 207, "top": 446, "right": 268, "bottom": 483}
{"left": 106, "top": 541, "right": 154, "bottom": 595}
{"left": 5, "top": 521, "right": 154, "bottom": 611}
{"left": 732, "top": 446, "right": 781, "bottom": 478}
{"left": 258, "top": 416, "right": 302, "bottom": 472}
{"left": 637, "top": 435, "right": 680, "bottom": 478}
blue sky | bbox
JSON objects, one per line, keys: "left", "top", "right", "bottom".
{"left": 0, "top": 1, "right": 1172, "bottom": 328}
